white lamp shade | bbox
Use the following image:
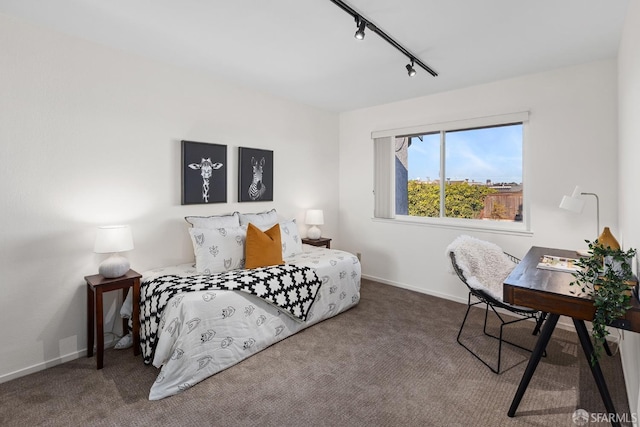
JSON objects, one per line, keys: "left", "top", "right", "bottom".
{"left": 305, "top": 210, "right": 324, "bottom": 225}
{"left": 559, "top": 195, "right": 585, "bottom": 213}
{"left": 94, "top": 225, "right": 134, "bottom": 254}
{"left": 559, "top": 186, "right": 585, "bottom": 213}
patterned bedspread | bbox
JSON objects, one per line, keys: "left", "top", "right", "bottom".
{"left": 140, "top": 264, "right": 321, "bottom": 364}
{"left": 137, "top": 245, "right": 361, "bottom": 400}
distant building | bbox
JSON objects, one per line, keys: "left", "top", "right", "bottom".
{"left": 481, "top": 187, "right": 523, "bottom": 221}
{"left": 395, "top": 137, "right": 410, "bottom": 215}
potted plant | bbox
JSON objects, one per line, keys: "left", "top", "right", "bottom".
{"left": 571, "top": 240, "right": 637, "bottom": 364}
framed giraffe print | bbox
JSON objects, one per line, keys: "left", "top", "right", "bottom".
{"left": 238, "top": 147, "right": 273, "bottom": 202}
{"left": 181, "top": 140, "right": 227, "bottom": 204}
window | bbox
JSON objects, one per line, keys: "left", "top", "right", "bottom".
{"left": 374, "top": 112, "right": 528, "bottom": 229}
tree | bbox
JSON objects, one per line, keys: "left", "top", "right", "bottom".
{"left": 407, "top": 181, "right": 497, "bottom": 219}
{"left": 407, "top": 180, "right": 440, "bottom": 217}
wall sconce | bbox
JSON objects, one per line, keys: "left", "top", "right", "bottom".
{"left": 305, "top": 210, "right": 324, "bottom": 240}
{"left": 94, "top": 225, "right": 134, "bottom": 278}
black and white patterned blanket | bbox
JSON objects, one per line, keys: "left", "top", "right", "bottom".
{"left": 140, "top": 264, "right": 321, "bottom": 364}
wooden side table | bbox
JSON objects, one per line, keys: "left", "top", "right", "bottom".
{"left": 85, "top": 269, "right": 141, "bottom": 369}
{"left": 302, "top": 237, "right": 332, "bottom": 249}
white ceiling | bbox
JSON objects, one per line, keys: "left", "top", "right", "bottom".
{"left": 0, "top": 0, "right": 630, "bottom": 112}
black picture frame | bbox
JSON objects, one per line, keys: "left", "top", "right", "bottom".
{"left": 181, "top": 140, "right": 227, "bottom": 205}
{"left": 238, "top": 147, "right": 273, "bottom": 202}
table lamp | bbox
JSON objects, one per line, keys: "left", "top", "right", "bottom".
{"left": 94, "top": 225, "right": 134, "bottom": 278}
{"left": 305, "top": 209, "right": 324, "bottom": 240}
{"left": 559, "top": 185, "right": 615, "bottom": 254}
{"left": 559, "top": 185, "right": 599, "bottom": 238}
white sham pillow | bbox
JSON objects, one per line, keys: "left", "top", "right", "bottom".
{"left": 189, "top": 226, "right": 246, "bottom": 274}
{"left": 251, "top": 219, "right": 303, "bottom": 259}
{"left": 185, "top": 212, "right": 240, "bottom": 229}
{"left": 239, "top": 209, "right": 278, "bottom": 228}
{"left": 279, "top": 219, "right": 303, "bottom": 258}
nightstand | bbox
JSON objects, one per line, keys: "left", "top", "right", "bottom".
{"left": 85, "top": 269, "right": 141, "bottom": 369}
{"left": 302, "top": 237, "right": 332, "bottom": 249}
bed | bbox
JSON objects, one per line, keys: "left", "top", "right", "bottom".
{"left": 126, "top": 210, "right": 361, "bottom": 400}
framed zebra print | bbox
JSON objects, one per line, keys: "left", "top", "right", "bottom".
{"left": 181, "top": 140, "right": 227, "bottom": 205}
{"left": 238, "top": 147, "right": 273, "bottom": 202}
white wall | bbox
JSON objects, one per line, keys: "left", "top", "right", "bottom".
{"left": 2, "top": 5, "right": 634, "bottom": 405}
{"left": 0, "top": 14, "right": 339, "bottom": 381}
{"left": 617, "top": 1, "right": 640, "bottom": 422}
{"left": 338, "top": 59, "right": 619, "bottom": 302}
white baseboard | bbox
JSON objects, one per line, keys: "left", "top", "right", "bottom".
{"left": 361, "top": 273, "right": 581, "bottom": 333}
{"left": 3, "top": 278, "right": 618, "bottom": 385}
{"left": 0, "top": 336, "right": 119, "bottom": 384}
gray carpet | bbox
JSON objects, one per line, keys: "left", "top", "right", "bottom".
{"left": 0, "top": 279, "right": 632, "bottom": 426}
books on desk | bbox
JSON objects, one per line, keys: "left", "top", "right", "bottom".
{"left": 536, "top": 255, "right": 582, "bottom": 273}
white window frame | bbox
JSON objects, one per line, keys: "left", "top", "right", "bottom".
{"left": 372, "top": 112, "right": 531, "bottom": 235}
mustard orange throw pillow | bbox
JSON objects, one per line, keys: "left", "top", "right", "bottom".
{"left": 245, "top": 223, "right": 284, "bottom": 269}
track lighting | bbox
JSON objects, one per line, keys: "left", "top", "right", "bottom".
{"left": 354, "top": 16, "right": 366, "bottom": 40}
{"left": 406, "top": 60, "right": 416, "bottom": 77}
{"left": 329, "top": 0, "right": 438, "bottom": 77}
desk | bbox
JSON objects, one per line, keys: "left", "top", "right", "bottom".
{"left": 504, "top": 246, "right": 640, "bottom": 427}
{"left": 85, "top": 270, "right": 141, "bottom": 369}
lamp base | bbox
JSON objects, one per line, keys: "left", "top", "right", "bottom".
{"left": 307, "top": 225, "right": 321, "bottom": 240}
{"left": 99, "top": 254, "right": 130, "bottom": 278}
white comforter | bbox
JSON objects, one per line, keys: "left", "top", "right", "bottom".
{"left": 140, "top": 245, "right": 361, "bottom": 400}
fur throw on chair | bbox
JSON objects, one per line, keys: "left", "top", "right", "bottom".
{"left": 446, "top": 235, "right": 516, "bottom": 301}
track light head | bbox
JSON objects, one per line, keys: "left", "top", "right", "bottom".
{"left": 406, "top": 60, "right": 416, "bottom": 77}
{"left": 330, "top": 0, "right": 438, "bottom": 77}
{"left": 354, "top": 16, "right": 366, "bottom": 40}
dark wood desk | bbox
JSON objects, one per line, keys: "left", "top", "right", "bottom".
{"left": 504, "top": 246, "right": 640, "bottom": 427}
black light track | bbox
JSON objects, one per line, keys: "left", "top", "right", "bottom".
{"left": 328, "top": 0, "right": 438, "bottom": 77}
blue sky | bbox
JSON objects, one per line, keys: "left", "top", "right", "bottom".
{"left": 407, "top": 124, "right": 523, "bottom": 184}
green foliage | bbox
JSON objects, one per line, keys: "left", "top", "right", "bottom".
{"left": 571, "top": 241, "right": 637, "bottom": 364}
{"left": 407, "top": 181, "right": 440, "bottom": 217}
{"left": 407, "top": 181, "right": 496, "bottom": 219}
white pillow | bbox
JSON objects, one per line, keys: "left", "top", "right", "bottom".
{"left": 279, "top": 219, "right": 303, "bottom": 258}
{"left": 189, "top": 227, "right": 246, "bottom": 274}
{"left": 185, "top": 212, "right": 240, "bottom": 229}
{"left": 239, "top": 209, "right": 278, "bottom": 227}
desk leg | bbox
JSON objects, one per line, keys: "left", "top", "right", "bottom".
{"left": 573, "top": 319, "right": 620, "bottom": 427}
{"left": 508, "top": 313, "right": 559, "bottom": 417}
{"left": 132, "top": 277, "right": 141, "bottom": 356}
{"left": 87, "top": 284, "right": 94, "bottom": 358}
